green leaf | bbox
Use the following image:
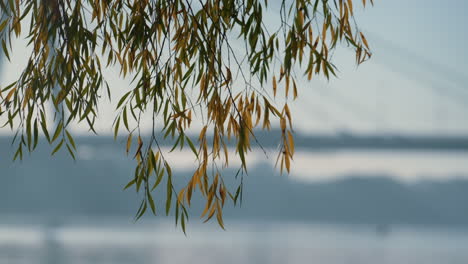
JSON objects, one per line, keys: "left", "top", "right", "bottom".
{"left": 113, "top": 117, "right": 120, "bottom": 140}
{"left": 52, "top": 122, "right": 63, "bottom": 142}
{"left": 65, "top": 130, "right": 76, "bottom": 150}
{"left": 51, "top": 139, "right": 64, "bottom": 155}
{"left": 135, "top": 200, "right": 147, "bottom": 221}
{"left": 33, "top": 119, "right": 39, "bottom": 149}
{"left": 66, "top": 144, "right": 76, "bottom": 160}
{"left": 136, "top": 166, "right": 145, "bottom": 192}
{"left": 169, "top": 133, "right": 181, "bottom": 152}
{"left": 1, "top": 81, "right": 16, "bottom": 93}
{"left": 181, "top": 213, "right": 187, "bottom": 235}
{"left": 8, "top": 0, "right": 14, "bottom": 14}
{"left": 166, "top": 176, "right": 172, "bottom": 216}
{"left": 186, "top": 135, "right": 199, "bottom": 159}
{"left": 124, "top": 179, "right": 136, "bottom": 190}
{"left": 175, "top": 201, "right": 179, "bottom": 226}
{"left": 122, "top": 107, "right": 129, "bottom": 130}
{"left": 26, "top": 117, "right": 32, "bottom": 150}
{"left": 0, "top": 20, "right": 8, "bottom": 33}
{"left": 1, "top": 38, "right": 9, "bottom": 61}
{"left": 13, "top": 143, "right": 22, "bottom": 161}
{"left": 151, "top": 168, "right": 164, "bottom": 191}
{"left": 40, "top": 119, "right": 50, "bottom": 143}
{"left": 116, "top": 91, "right": 131, "bottom": 109}
{"left": 147, "top": 191, "right": 156, "bottom": 215}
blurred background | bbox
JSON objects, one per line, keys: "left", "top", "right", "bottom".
{"left": 1, "top": 0, "right": 468, "bottom": 263}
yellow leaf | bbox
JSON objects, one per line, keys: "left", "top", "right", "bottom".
{"left": 5, "top": 87, "right": 16, "bottom": 102}
{"left": 285, "top": 153, "right": 290, "bottom": 173}
{"left": 22, "top": 87, "right": 32, "bottom": 109}
{"left": 199, "top": 125, "right": 207, "bottom": 141}
{"left": 287, "top": 130, "right": 295, "bottom": 156}
{"left": 134, "top": 136, "right": 143, "bottom": 159}
{"left": 272, "top": 75, "right": 277, "bottom": 97}
{"left": 280, "top": 117, "right": 286, "bottom": 131}
{"left": 347, "top": 0, "right": 354, "bottom": 16}
{"left": 226, "top": 67, "right": 232, "bottom": 84}
{"left": 219, "top": 184, "right": 226, "bottom": 206}
{"left": 360, "top": 32, "right": 370, "bottom": 50}
{"left": 322, "top": 21, "right": 327, "bottom": 42}
{"left": 177, "top": 188, "right": 186, "bottom": 203}
{"left": 126, "top": 133, "right": 132, "bottom": 155}
{"left": 293, "top": 79, "right": 298, "bottom": 99}
{"left": 201, "top": 200, "right": 211, "bottom": 218}
{"left": 284, "top": 104, "right": 292, "bottom": 129}
{"left": 216, "top": 202, "right": 225, "bottom": 229}
{"left": 203, "top": 203, "right": 217, "bottom": 222}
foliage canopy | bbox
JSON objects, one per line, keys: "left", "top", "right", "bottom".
{"left": 0, "top": 0, "right": 373, "bottom": 231}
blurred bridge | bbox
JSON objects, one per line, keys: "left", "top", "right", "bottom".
{"left": 282, "top": 33, "right": 468, "bottom": 152}
{"left": 254, "top": 131, "right": 468, "bottom": 152}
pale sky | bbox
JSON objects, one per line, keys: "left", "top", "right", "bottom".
{"left": 289, "top": 0, "right": 468, "bottom": 135}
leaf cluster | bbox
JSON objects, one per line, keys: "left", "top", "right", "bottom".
{"left": 0, "top": 0, "right": 373, "bottom": 230}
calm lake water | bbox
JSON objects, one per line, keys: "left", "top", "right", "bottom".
{"left": 0, "top": 219, "right": 467, "bottom": 264}
{"left": 1, "top": 139, "right": 468, "bottom": 263}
